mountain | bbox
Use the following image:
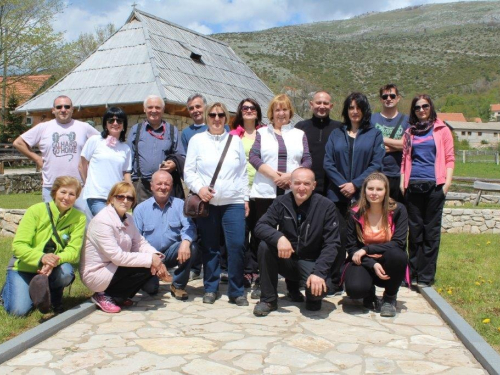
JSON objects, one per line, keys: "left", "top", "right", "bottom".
{"left": 214, "top": 1, "right": 500, "bottom": 117}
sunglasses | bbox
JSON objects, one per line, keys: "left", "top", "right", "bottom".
{"left": 242, "top": 105, "right": 256, "bottom": 112}
{"left": 414, "top": 104, "right": 430, "bottom": 111}
{"left": 208, "top": 112, "right": 226, "bottom": 118}
{"left": 107, "top": 118, "right": 124, "bottom": 125}
{"left": 381, "top": 94, "right": 397, "bottom": 100}
{"left": 55, "top": 105, "right": 71, "bottom": 110}
{"left": 114, "top": 194, "right": 134, "bottom": 202}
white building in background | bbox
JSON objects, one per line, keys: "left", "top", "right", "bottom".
{"left": 447, "top": 121, "right": 500, "bottom": 147}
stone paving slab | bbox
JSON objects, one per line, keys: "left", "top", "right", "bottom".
{"left": 0, "top": 280, "right": 487, "bottom": 374}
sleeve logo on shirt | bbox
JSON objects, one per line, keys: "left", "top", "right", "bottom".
{"left": 52, "top": 132, "right": 77, "bottom": 161}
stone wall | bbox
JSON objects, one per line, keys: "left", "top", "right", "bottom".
{"left": 0, "top": 209, "right": 25, "bottom": 236}
{"left": 0, "top": 173, "right": 42, "bottom": 195}
{"left": 446, "top": 192, "right": 500, "bottom": 206}
{"left": 441, "top": 208, "right": 500, "bottom": 234}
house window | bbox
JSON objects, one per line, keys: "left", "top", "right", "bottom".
{"left": 478, "top": 132, "right": 482, "bottom": 136}
{"left": 26, "top": 117, "right": 33, "bottom": 127}
{"left": 467, "top": 132, "right": 471, "bottom": 136}
{"left": 461, "top": 131, "right": 465, "bottom": 135}
{"left": 494, "top": 133, "right": 498, "bottom": 136}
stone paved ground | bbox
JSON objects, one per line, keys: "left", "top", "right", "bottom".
{"left": 0, "top": 280, "right": 487, "bottom": 374}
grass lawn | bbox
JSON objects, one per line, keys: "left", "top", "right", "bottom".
{"left": 0, "top": 193, "right": 42, "bottom": 209}
{"left": 436, "top": 233, "right": 500, "bottom": 353}
{"left": 0, "top": 237, "right": 92, "bottom": 344}
{"left": 454, "top": 162, "right": 500, "bottom": 179}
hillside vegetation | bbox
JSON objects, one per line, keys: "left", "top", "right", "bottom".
{"left": 215, "top": 2, "right": 500, "bottom": 119}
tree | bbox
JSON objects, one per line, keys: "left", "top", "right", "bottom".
{"left": 1, "top": 93, "right": 26, "bottom": 142}
{"left": 0, "top": 0, "right": 65, "bottom": 131}
{"left": 69, "top": 23, "right": 117, "bottom": 64}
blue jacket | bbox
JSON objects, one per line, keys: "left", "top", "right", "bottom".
{"left": 323, "top": 124, "right": 384, "bottom": 202}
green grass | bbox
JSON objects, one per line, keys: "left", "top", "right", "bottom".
{"left": 454, "top": 163, "right": 500, "bottom": 180}
{"left": 0, "top": 237, "right": 92, "bottom": 344}
{"left": 0, "top": 193, "right": 42, "bottom": 209}
{"left": 436, "top": 233, "right": 500, "bottom": 353}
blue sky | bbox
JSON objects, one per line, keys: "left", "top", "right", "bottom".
{"left": 54, "top": 0, "right": 486, "bottom": 41}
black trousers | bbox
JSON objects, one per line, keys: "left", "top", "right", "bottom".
{"left": 387, "top": 175, "right": 404, "bottom": 203}
{"left": 327, "top": 201, "right": 349, "bottom": 287}
{"left": 258, "top": 242, "right": 329, "bottom": 303}
{"left": 406, "top": 184, "right": 446, "bottom": 284}
{"left": 344, "top": 245, "right": 407, "bottom": 299}
{"left": 105, "top": 267, "right": 153, "bottom": 300}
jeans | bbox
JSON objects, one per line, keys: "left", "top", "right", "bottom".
{"left": 141, "top": 241, "right": 199, "bottom": 294}
{"left": 87, "top": 198, "right": 107, "bottom": 217}
{"left": 197, "top": 203, "right": 245, "bottom": 298}
{"left": 2, "top": 263, "right": 75, "bottom": 316}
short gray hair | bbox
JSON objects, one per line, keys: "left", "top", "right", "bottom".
{"left": 53, "top": 95, "right": 73, "bottom": 107}
{"left": 143, "top": 95, "right": 165, "bottom": 109}
{"left": 186, "top": 93, "right": 207, "bottom": 107}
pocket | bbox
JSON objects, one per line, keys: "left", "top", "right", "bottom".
{"left": 168, "top": 221, "right": 181, "bottom": 229}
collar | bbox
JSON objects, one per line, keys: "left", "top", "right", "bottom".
{"left": 206, "top": 130, "right": 228, "bottom": 141}
{"left": 145, "top": 121, "right": 166, "bottom": 132}
{"left": 152, "top": 195, "right": 173, "bottom": 210}
{"left": 311, "top": 115, "right": 331, "bottom": 127}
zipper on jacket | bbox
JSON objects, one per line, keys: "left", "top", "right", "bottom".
{"left": 319, "top": 128, "right": 322, "bottom": 142}
{"left": 283, "top": 203, "right": 300, "bottom": 256}
{"left": 304, "top": 223, "right": 310, "bottom": 243}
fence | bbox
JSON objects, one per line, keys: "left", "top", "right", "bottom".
{"left": 456, "top": 150, "right": 499, "bottom": 164}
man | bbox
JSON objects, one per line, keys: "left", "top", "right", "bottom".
{"left": 253, "top": 168, "right": 340, "bottom": 316}
{"left": 134, "top": 170, "right": 198, "bottom": 300}
{"left": 181, "top": 93, "right": 207, "bottom": 151}
{"left": 295, "top": 91, "right": 342, "bottom": 196}
{"left": 127, "top": 95, "right": 185, "bottom": 205}
{"left": 371, "top": 84, "right": 409, "bottom": 203}
{"left": 13, "top": 95, "right": 99, "bottom": 212}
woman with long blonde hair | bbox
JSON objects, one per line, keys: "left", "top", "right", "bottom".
{"left": 343, "top": 172, "right": 408, "bottom": 317}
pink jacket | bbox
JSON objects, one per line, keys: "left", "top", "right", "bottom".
{"left": 80, "top": 204, "right": 159, "bottom": 292}
{"left": 229, "top": 124, "right": 265, "bottom": 138}
{"left": 401, "top": 119, "right": 455, "bottom": 189}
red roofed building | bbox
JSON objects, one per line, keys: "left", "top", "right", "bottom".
{"left": 491, "top": 104, "right": 500, "bottom": 122}
{"left": 437, "top": 112, "right": 467, "bottom": 122}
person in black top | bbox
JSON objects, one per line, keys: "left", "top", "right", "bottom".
{"left": 253, "top": 168, "right": 341, "bottom": 316}
{"left": 295, "top": 91, "right": 342, "bottom": 196}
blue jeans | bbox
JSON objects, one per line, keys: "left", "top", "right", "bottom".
{"left": 141, "top": 241, "right": 199, "bottom": 294}
{"left": 1, "top": 263, "right": 75, "bottom": 316}
{"left": 87, "top": 198, "right": 107, "bottom": 217}
{"left": 197, "top": 204, "right": 245, "bottom": 298}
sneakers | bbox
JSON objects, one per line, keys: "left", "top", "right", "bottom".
{"left": 243, "top": 274, "right": 253, "bottom": 288}
{"left": 305, "top": 299, "right": 322, "bottom": 311}
{"left": 250, "top": 287, "right": 261, "bottom": 300}
{"left": 203, "top": 292, "right": 218, "bottom": 304}
{"left": 362, "top": 286, "right": 380, "bottom": 311}
{"left": 287, "top": 289, "right": 304, "bottom": 302}
{"left": 328, "top": 284, "right": 344, "bottom": 296}
{"left": 380, "top": 298, "right": 397, "bottom": 317}
{"left": 220, "top": 272, "right": 229, "bottom": 283}
{"left": 171, "top": 285, "right": 189, "bottom": 301}
{"left": 29, "top": 274, "right": 51, "bottom": 314}
{"left": 91, "top": 293, "right": 121, "bottom": 313}
{"left": 228, "top": 295, "right": 249, "bottom": 306}
{"left": 253, "top": 301, "right": 278, "bottom": 316}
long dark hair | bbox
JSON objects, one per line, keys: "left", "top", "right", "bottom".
{"left": 231, "top": 98, "right": 263, "bottom": 129}
{"left": 408, "top": 94, "right": 437, "bottom": 125}
{"left": 102, "top": 107, "right": 128, "bottom": 142}
{"left": 341, "top": 92, "right": 372, "bottom": 130}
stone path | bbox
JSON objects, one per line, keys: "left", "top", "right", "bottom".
{"left": 0, "top": 280, "right": 487, "bottom": 374}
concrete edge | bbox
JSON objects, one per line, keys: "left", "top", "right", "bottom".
{"left": 419, "top": 286, "right": 500, "bottom": 375}
{"left": 0, "top": 301, "right": 95, "bottom": 364}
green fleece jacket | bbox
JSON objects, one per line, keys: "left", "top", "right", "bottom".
{"left": 11, "top": 201, "right": 86, "bottom": 273}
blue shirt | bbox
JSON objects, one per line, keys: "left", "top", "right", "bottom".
{"left": 133, "top": 196, "right": 196, "bottom": 252}
{"left": 410, "top": 128, "right": 436, "bottom": 181}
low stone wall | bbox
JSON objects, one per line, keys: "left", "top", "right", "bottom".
{"left": 0, "top": 209, "right": 26, "bottom": 236}
{"left": 441, "top": 208, "right": 500, "bottom": 234}
{"left": 0, "top": 173, "right": 42, "bottom": 195}
{"left": 446, "top": 192, "right": 500, "bottom": 206}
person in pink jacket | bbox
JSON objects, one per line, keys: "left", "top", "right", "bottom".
{"left": 400, "top": 94, "right": 454, "bottom": 288}
{"left": 80, "top": 182, "right": 169, "bottom": 313}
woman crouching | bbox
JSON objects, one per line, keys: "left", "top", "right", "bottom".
{"left": 343, "top": 172, "right": 408, "bottom": 317}
{"left": 80, "top": 182, "right": 169, "bottom": 313}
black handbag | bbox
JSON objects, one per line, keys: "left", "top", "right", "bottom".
{"left": 183, "top": 135, "right": 233, "bottom": 218}
{"left": 407, "top": 180, "right": 434, "bottom": 194}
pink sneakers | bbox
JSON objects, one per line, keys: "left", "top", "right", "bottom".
{"left": 91, "top": 293, "right": 121, "bottom": 313}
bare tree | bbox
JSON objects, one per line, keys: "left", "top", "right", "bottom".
{"left": 69, "top": 23, "right": 117, "bottom": 64}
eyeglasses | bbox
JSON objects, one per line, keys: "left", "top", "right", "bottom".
{"left": 208, "top": 112, "right": 226, "bottom": 118}
{"left": 107, "top": 118, "right": 124, "bottom": 125}
{"left": 381, "top": 94, "right": 397, "bottom": 100}
{"left": 55, "top": 105, "right": 71, "bottom": 110}
{"left": 414, "top": 104, "right": 430, "bottom": 111}
{"left": 242, "top": 105, "right": 256, "bottom": 112}
{"left": 114, "top": 194, "right": 134, "bottom": 202}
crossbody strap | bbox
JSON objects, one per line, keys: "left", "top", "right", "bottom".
{"left": 45, "top": 203, "right": 64, "bottom": 248}
{"left": 134, "top": 122, "right": 143, "bottom": 178}
{"left": 209, "top": 135, "right": 233, "bottom": 189}
{"left": 389, "top": 114, "right": 405, "bottom": 139}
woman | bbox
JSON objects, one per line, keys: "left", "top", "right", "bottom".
{"left": 2, "top": 176, "right": 86, "bottom": 316}
{"left": 323, "top": 92, "right": 384, "bottom": 295}
{"left": 343, "top": 172, "right": 408, "bottom": 317}
{"left": 401, "top": 94, "right": 454, "bottom": 287}
{"left": 248, "top": 93, "right": 312, "bottom": 300}
{"left": 184, "top": 102, "right": 249, "bottom": 306}
{"left": 79, "top": 107, "right": 132, "bottom": 216}
{"left": 230, "top": 98, "right": 265, "bottom": 288}
{"left": 80, "top": 182, "right": 169, "bottom": 313}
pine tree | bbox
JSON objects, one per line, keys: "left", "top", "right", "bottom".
{"left": 1, "top": 94, "right": 26, "bottom": 142}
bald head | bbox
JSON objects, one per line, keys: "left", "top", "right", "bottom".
{"left": 151, "top": 170, "right": 173, "bottom": 206}
{"left": 310, "top": 91, "right": 333, "bottom": 119}
{"left": 291, "top": 168, "right": 316, "bottom": 206}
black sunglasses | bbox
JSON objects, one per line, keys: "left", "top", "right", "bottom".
{"left": 242, "top": 105, "right": 256, "bottom": 112}
{"left": 381, "top": 94, "right": 397, "bottom": 100}
{"left": 414, "top": 104, "right": 430, "bottom": 111}
{"left": 114, "top": 194, "right": 134, "bottom": 202}
{"left": 107, "top": 118, "right": 124, "bottom": 125}
{"left": 55, "top": 105, "right": 71, "bottom": 110}
{"left": 208, "top": 112, "right": 226, "bottom": 118}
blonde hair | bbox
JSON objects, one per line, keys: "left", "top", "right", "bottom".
{"left": 267, "top": 94, "right": 295, "bottom": 125}
{"left": 106, "top": 182, "right": 136, "bottom": 205}
{"left": 50, "top": 176, "right": 82, "bottom": 200}
{"left": 204, "top": 102, "right": 230, "bottom": 125}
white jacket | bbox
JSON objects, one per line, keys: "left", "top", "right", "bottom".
{"left": 184, "top": 131, "right": 249, "bottom": 206}
{"left": 250, "top": 124, "right": 305, "bottom": 199}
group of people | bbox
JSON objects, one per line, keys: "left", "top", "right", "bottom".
{"left": 2, "top": 83, "right": 454, "bottom": 319}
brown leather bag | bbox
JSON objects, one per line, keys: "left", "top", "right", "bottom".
{"left": 183, "top": 135, "right": 233, "bottom": 218}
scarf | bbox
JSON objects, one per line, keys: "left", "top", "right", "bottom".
{"left": 409, "top": 120, "right": 434, "bottom": 136}
{"left": 106, "top": 135, "right": 118, "bottom": 147}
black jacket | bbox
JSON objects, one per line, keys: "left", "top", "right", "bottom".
{"left": 254, "top": 192, "right": 340, "bottom": 279}
{"left": 295, "top": 116, "right": 342, "bottom": 195}
{"left": 346, "top": 204, "right": 408, "bottom": 269}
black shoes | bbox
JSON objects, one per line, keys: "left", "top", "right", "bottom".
{"left": 29, "top": 275, "right": 51, "bottom": 314}
{"left": 380, "top": 298, "right": 397, "bottom": 317}
{"left": 202, "top": 292, "right": 218, "bottom": 304}
{"left": 228, "top": 295, "right": 249, "bottom": 306}
{"left": 362, "top": 286, "right": 380, "bottom": 311}
{"left": 305, "top": 299, "right": 322, "bottom": 311}
{"left": 287, "top": 289, "right": 304, "bottom": 302}
{"left": 328, "top": 283, "right": 344, "bottom": 296}
{"left": 253, "top": 301, "right": 278, "bottom": 316}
